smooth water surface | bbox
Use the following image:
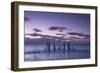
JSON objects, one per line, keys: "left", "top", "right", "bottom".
{"left": 24, "top": 44, "right": 90, "bottom": 61}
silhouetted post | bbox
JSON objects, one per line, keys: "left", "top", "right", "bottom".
{"left": 44, "top": 42, "right": 47, "bottom": 52}
{"left": 44, "top": 42, "right": 45, "bottom": 52}
{"left": 47, "top": 42, "right": 50, "bottom": 52}
{"left": 45, "top": 42, "right": 46, "bottom": 52}
{"left": 53, "top": 41, "right": 56, "bottom": 52}
{"left": 58, "top": 42, "right": 60, "bottom": 51}
{"left": 68, "top": 42, "right": 70, "bottom": 51}
{"left": 63, "top": 42, "right": 66, "bottom": 51}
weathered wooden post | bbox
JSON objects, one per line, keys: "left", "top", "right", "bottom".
{"left": 58, "top": 42, "right": 61, "bottom": 51}
{"left": 68, "top": 42, "right": 70, "bottom": 51}
{"left": 44, "top": 42, "right": 47, "bottom": 52}
{"left": 47, "top": 42, "right": 50, "bottom": 52}
{"left": 53, "top": 41, "right": 56, "bottom": 52}
{"left": 63, "top": 41, "right": 66, "bottom": 51}
{"left": 44, "top": 42, "right": 45, "bottom": 52}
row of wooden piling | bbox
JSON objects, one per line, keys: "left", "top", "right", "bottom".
{"left": 44, "top": 41, "right": 71, "bottom": 52}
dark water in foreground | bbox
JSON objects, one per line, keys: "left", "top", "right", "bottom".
{"left": 24, "top": 44, "right": 90, "bottom": 61}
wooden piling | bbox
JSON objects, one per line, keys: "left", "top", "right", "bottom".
{"left": 68, "top": 42, "right": 70, "bottom": 51}
{"left": 53, "top": 41, "right": 56, "bottom": 52}
{"left": 47, "top": 42, "right": 50, "bottom": 52}
{"left": 63, "top": 42, "right": 66, "bottom": 51}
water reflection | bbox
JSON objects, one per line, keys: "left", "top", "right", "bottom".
{"left": 24, "top": 46, "right": 90, "bottom": 61}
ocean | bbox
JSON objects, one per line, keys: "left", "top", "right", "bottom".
{"left": 24, "top": 44, "right": 90, "bottom": 61}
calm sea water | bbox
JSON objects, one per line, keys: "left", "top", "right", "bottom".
{"left": 24, "top": 44, "right": 90, "bottom": 61}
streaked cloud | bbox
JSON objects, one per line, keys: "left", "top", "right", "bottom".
{"left": 33, "top": 28, "right": 42, "bottom": 32}
{"left": 26, "top": 33, "right": 67, "bottom": 41}
{"left": 48, "top": 26, "right": 67, "bottom": 32}
{"left": 26, "top": 33, "right": 42, "bottom": 37}
{"left": 56, "top": 33, "right": 66, "bottom": 36}
{"left": 68, "top": 32, "right": 90, "bottom": 38}
{"left": 26, "top": 31, "right": 90, "bottom": 42}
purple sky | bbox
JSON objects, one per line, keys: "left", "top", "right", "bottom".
{"left": 24, "top": 11, "right": 90, "bottom": 42}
